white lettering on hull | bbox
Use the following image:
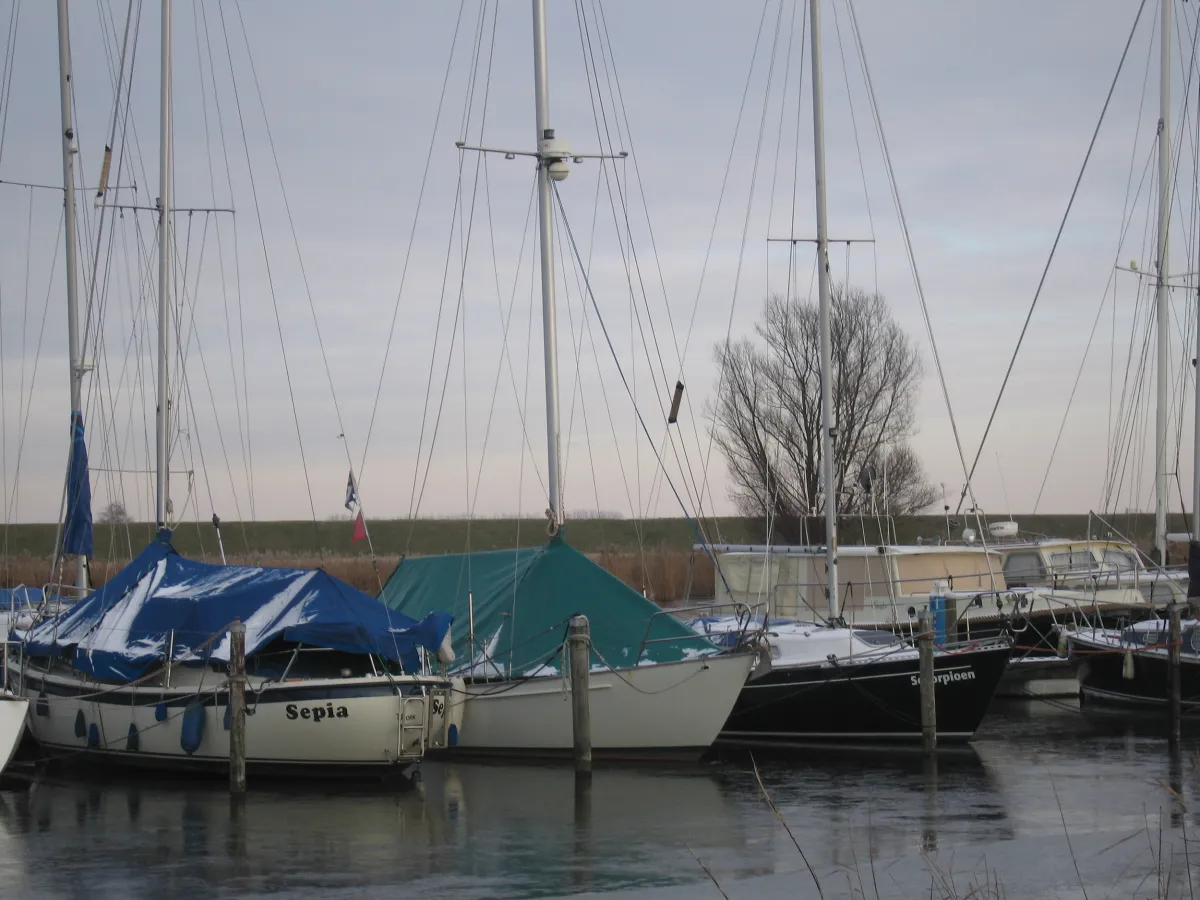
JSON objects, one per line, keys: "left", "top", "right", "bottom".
{"left": 910, "top": 668, "right": 976, "bottom": 687}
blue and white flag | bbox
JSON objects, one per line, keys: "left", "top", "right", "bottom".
{"left": 345, "top": 470, "right": 359, "bottom": 511}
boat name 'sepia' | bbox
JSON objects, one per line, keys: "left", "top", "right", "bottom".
{"left": 285, "top": 703, "right": 349, "bottom": 722}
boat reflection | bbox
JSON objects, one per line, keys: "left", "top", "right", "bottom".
{"left": 0, "top": 762, "right": 756, "bottom": 898}
{"left": 710, "top": 743, "right": 1011, "bottom": 874}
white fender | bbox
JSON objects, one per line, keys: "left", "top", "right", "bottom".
{"left": 437, "top": 629, "right": 456, "bottom": 666}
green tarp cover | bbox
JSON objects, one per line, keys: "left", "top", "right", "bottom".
{"left": 377, "top": 536, "right": 719, "bottom": 676}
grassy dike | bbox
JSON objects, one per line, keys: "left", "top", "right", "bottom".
{"left": 1, "top": 512, "right": 1188, "bottom": 599}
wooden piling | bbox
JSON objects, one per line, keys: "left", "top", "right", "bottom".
{"left": 568, "top": 615, "right": 592, "bottom": 775}
{"left": 229, "top": 619, "right": 247, "bottom": 794}
{"left": 1169, "top": 602, "right": 1182, "bottom": 745}
{"left": 918, "top": 608, "right": 937, "bottom": 755}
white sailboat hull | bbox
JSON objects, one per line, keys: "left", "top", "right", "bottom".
{"left": 443, "top": 653, "right": 754, "bottom": 760}
{"left": 11, "top": 663, "right": 460, "bottom": 776}
{"left": 0, "top": 695, "right": 28, "bottom": 773}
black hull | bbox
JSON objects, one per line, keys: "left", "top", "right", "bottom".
{"left": 1071, "top": 637, "right": 1200, "bottom": 711}
{"left": 717, "top": 643, "right": 1012, "bottom": 747}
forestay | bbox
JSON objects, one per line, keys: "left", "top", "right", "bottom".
{"left": 22, "top": 530, "right": 452, "bottom": 682}
{"left": 377, "top": 534, "right": 719, "bottom": 676}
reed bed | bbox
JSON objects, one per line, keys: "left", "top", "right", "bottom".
{"left": 0, "top": 546, "right": 713, "bottom": 603}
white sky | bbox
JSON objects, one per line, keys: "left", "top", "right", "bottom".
{"left": 1, "top": 1, "right": 1198, "bottom": 526}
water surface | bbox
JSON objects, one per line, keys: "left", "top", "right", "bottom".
{"left": 0, "top": 700, "right": 1197, "bottom": 898}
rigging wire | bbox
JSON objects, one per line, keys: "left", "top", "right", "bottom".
{"left": 197, "top": 0, "right": 253, "bottom": 536}
{"left": 559, "top": 153, "right": 606, "bottom": 514}
{"left": 7, "top": 212, "right": 65, "bottom": 528}
{"left": 949, "top": 0, "right": 1150, "bottom": 514}
{"left": 573, "top": 0, "right": 712, "bottom": 532}
{"left": 1103, "top": 25, "right": 1158, "bottom": 518}
{"left": 214, "top": 1, "right": 322, "bottom": 543}
{"left": 1036, "top": 144, "right": 1159, "bottom": 513}
{"left": 553, "top": 186, "right": 724, "bottom": 577}
{"left": 358, "top": 0, "right": 469, "bottom": 493}
{"left": 672, "top": 0, "right": 775, "bottom": 537}
{"left": 467, "top": 169, "right": 544, "bottom": 517}
{"left": 694, "top": 0, "right": 791, "bottom": 536}
{"left": 88, "top": 0, "right": 149, "bottom": 551}
{"left": 0, "top": 1, "right": 23, "bottom": 571}
{"left": 229, "top": 1, "right": 380, "bottom": 551}
{"left": 404, "top": 0, "right": 496, "bottom": 548}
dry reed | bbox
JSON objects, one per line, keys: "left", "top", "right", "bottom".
{"left": 1, "top": 546, "right": 710, "bottom": 604}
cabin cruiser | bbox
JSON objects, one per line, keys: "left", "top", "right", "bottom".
{"left": 992, "top": 536, "right": 1186, "bottom": 606}
{"left": 704, "top": 538, "right": 1157, "bottom": 698}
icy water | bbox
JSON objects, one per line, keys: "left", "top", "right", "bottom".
{"left": 0, "top": 700, "right": 1197, "bottom": 899}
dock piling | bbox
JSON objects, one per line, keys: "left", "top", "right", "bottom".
{"left": 229, "top": 619, "right": 247, "bottom": 794}
{"left": 568, "top": 615, "right": 592, "bottom": 775}
{"left": 918, "top": 607, "right": 937, "bottom": 755}
{"left": 1168, "top": 602, "right": 1182, "bottom": 745}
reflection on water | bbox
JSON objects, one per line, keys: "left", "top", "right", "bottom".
{"left": 0, "top": 701, "right": 1195, "bottom": 898}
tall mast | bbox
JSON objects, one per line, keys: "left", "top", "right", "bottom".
{"left": 155, "top": 0, "right": 172, "bottom": 529}
{"left": 1155, "top": 0, "right": 1172, "bottom": 563}
{"left": 56, "top": 0, "right": 89, "bottom": 591}
{"left": 1190, "top": 5, "right": 1200, "bottom": 550}
{"left": 531, "top": 0, "right": 564, "bottom": 529}
{"left": 808, "top": 0, "right": 838, "bottom": 621}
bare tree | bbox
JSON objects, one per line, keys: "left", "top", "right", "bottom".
{"left": 98, "top": 500, "right": 131, "bottom": 525}
{"left": 711, "top": 287, "right": 937, "bottom": 542}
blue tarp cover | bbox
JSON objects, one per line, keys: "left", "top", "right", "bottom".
{"left": 23, "top": 530, "right": 452, "bottom": 682}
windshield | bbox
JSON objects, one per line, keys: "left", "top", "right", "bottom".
{"left": 1048, "top": 550, "right": 1098, "bottom": 576}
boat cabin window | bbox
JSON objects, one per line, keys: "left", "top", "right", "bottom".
{"left": 1002, "top": 551, "right": 1046, "bottom": 587}
{"left": 1120, "top": 626, "right": 1163, "bottom": 646}
{"left": 852, "top": 629, "right": 900, "bottom": 646}
{"left": 892, "top": 553, "right": 1004, "bottom": 593}
{"left": 1047, "top": 550, "right": 1098, "bottom": 577}
{"left": 1139, "top": 583, "right": 1167, "bottom": 604}
{"left": 1101, "top": 549, "right": 1139, "bottom": 573}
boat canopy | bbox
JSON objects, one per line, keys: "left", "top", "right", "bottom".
{"left": 22, "top": 530, "right": 452, "bottom": 682}
{"left": 377, "top": 534, "right": 719, "bottom": 676}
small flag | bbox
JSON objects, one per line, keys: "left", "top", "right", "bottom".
{"left": 352, "top": 511, "right": 367, "bottom": 543}
{"left": 344, "top": 469, "right": 358, "bottom": 510}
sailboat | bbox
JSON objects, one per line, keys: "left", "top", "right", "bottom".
{"left": 1067, "top": 0, "right": 1200, "bottom": 709}
{"left": 377, "top": 0, "right": 754, "bottom": 760}
{"left": 7, "top": 0, "right": 458, "bottom": 777}
{"left": 692, "top": 0, "right": 1012, "bottom": 747}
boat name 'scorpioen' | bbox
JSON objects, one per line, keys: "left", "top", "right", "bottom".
{"left": 910, "top": 669, "right": 976, "bottom": 687}
{"left": 285, "top": 703, "right": 349, "bottom": 721}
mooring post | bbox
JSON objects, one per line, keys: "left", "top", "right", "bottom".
{"left": 229, "top": 619, "right": 247, "bottom": 794}
{"left": 568, "top": 615, "right": 592, "bottom": 775}
{"left": 1169, "top": 602, "right": 1182, "bottom": 745}
{"left": 918, "top": 607, "right": 937, "bottom": 755}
